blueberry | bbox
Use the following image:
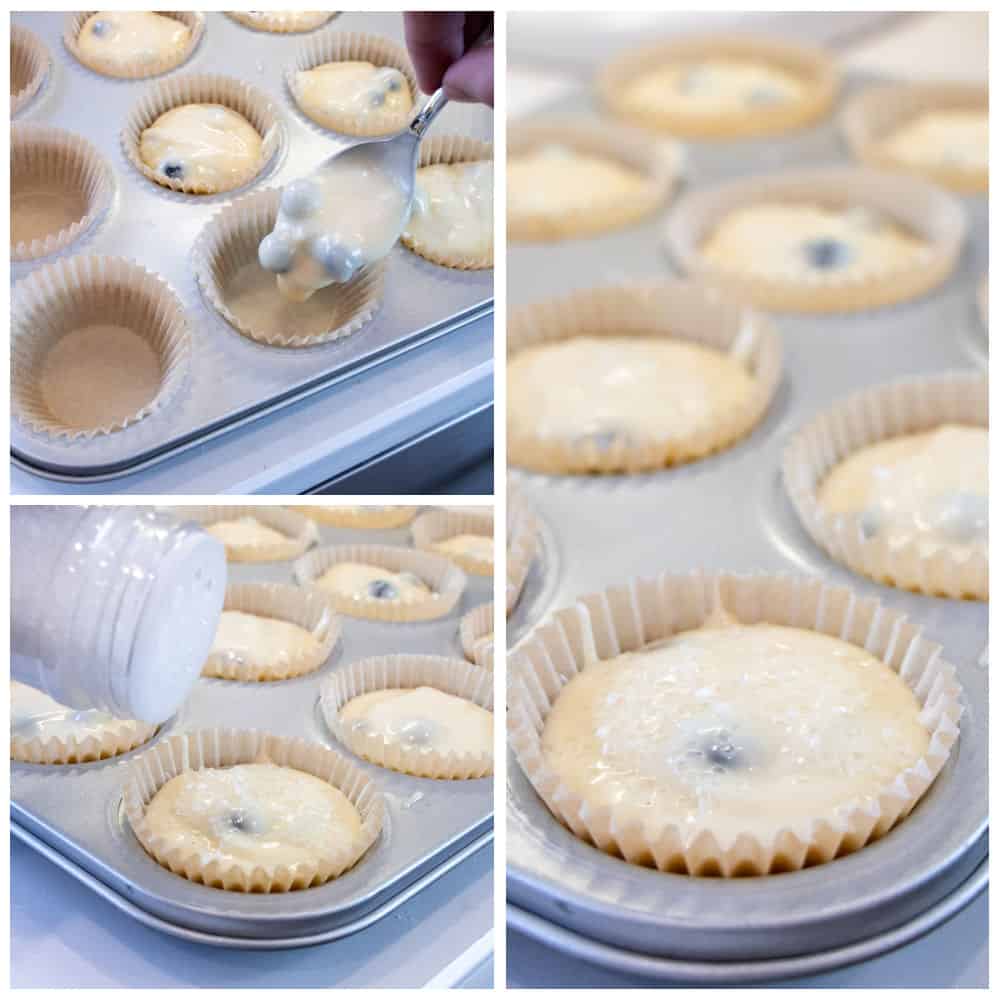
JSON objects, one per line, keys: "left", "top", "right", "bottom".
{"left": 577, "top": 428, "right": 628, "bottom": 452}
{"left": 227, "top": 808, "right": 261, "bottom": 834}
{"left": 91, "top": 19, "right": 109, "bottom": 37}
{"left": 386, "top": 76, "right": 402, "bottom": 93}
{"left": 700, "top": 729, "right": 745, "bottom": 770}
{"left": 258, "top": 232, "right": 294, "bottom": 274}
{"left": 368, "top": 579, "right": 398, "bottom": 600}
{"left": 369, "top": 90, "right": 386, "bottom": 108}
{"left": 280, "top": 179, "right": 321, "bottom": 220}
{"left": 858, "top": 507, "right": 881, "bottom": 541}
{"left": 802, "top": 237, "right": 853, "bottom": 271}
{"left": 311, "top": 235, "right": 363, "bottom": 282}
{"left": 161, "top": 160, "right": 185, "bottom": 180}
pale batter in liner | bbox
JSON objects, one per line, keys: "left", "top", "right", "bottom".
{"left": 172, "top": 505, "right": 318, "bottom": 563}
{"left": 321, "top": 655, "right": 493, "bottom": 779}
{"left": 124, "top": 729, "right": 383, "bottom": 892}
{"left": 293, "top": 506, "right": 419, "bottom": 529}
{"left": 228, "top": 12, "right": 336, "bottom": 34}
{"left": 508, "top": 573, "right": 962, "bottom": 876}
{"left": 507, "top": 282, "right": 782, "bottom": 475}
{"left": 203, "top": 582, "right": 341, "bottom": 682}
{"left": 412, "top": 509, "right": 494, "bottom": 576}
{"left": 11, "top": 25, "right": 49, "bottom": 117}
{"left": 11, "top": 681, "right": 157, "bottom": 765}
{"left": 784, "top": 373, "right": 988, "bottom": 600}
{"left": 597, "top": 34, "right": 839, "bottom": 139}
{"left": 459, "top": 602, "right": 494, "bottom": 668}
{"left": 507, "top": 486, "right": 540, "bottom": 617}
{"left": 294, "top": 543, "right": 466, "bottom": 623}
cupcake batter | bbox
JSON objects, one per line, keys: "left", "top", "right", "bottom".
{"left": 77, "top": 12, "right": 190, "bottom": 75}
{"left": 879, "top": 109, "right": 988, "bottom": 172}
{"left": 230, "top": 12, "right": 333, "bottom": 33}
{"left": 207, "top": 611, "right": 323, "bottom": 678}
{"left": 293, "top": 61, "right": 413, "bottom": 135}
{"left": 315, "top": 563, "right": 431, "bottom": 603}
{"left": 432, "top": 534, "right": 493, "bottom": 565}
{"left": 205, "top": 517, "right": 289, "bottom": 550}
{"left": 12, "top": 681, "right": 123, "bottom": 743}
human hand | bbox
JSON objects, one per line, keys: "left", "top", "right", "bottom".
{"left": 404, "top": 13, "right": 493, "bottom": 107}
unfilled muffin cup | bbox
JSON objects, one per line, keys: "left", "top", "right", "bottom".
{"left": 170, "top": 505, "right": 319, "bottom": 563}
{"left": 400, "top": 134, "right": 494, "bottom": 269}
{"left": 11, "top": 715, "right": 157, "bottom": 765}
{"left": 12, "top": 124, "right": 113, "bottom": 262}
{"left": 320, "top": 654, "right": 493, "bottom": 779}
{"left": 64, "top": 11, "right": 205, "bottom": 80}
{"left": 507, "top": 486, "right": 540, "bottom": 617}
{"left": 783, "top": 372, "right": 987, "bottom": 601}
{"left": 294, "top": 506, "right": 420, "bottom": 529}
{"left": 123, "top": 728, "right": 384, "bottom": 892}
{"left": 508, "top": 119, "right": 682, "bottom": 242}
{"left": 193, "top": 189, "right": 385, "bottom": 347}
{"left": 411, "top": 509, "right": 494, "bottom": 576}
{"left": 460, "top": 602, "right": 494, "bottom": 669}
{"left": 597, "top": 33, "right": 840, "bottom": 139}
{"left": 508, "top": 571, "right": 963, "bottom": 877}
{"left": 122, "top": 73, "right": 286, "bottom": 195}
{"left": 12, "top": 255, "right": 190, "bottom": 440}
{"left": 294, "top": 543, "right": 467, "bottom": 623}
{"left": 507, "top": 280, "right": 783, "bottom": 475}
{"left": 286, "top": 30, "right": 420, "bottom": 137}
{"left": 664, "top": 166, "right": 966, "bottom": 313}
{"left": 841, "top": 82, "right": 988, "bottom": 195}
{"left": 227, "top": 11, "right": 336, "bottom": 34}
{"left": 203, "top": 582, "right": 341, "bottom": 681}
{"left": 11, "top": 24, "right": 50, "bottom": 117}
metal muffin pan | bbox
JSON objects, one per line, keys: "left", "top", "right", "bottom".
{"left": 10, "top": 12, "right": 493, "bottom": 482}
{"left": 11, "top": 512, "right": 494, "bottom": 948}
{"left": 506, "top": 80, "right": 988, "bottom": 979}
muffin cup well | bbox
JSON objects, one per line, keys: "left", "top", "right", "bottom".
{"left": 508, "top": 571, "right": 962, "bottom": 876}
{"left": 783, "top": 372, "right": 988, "bottom": 601}
{"left": 11, "top": 25, "right": 50, "bottom": 117}
{"left": 227, "top": 12, "right": 336, "bottom": 34}
{"left": 411, "top": 509, "right": 494, "bottom": 577}
{"left": 460, "top": 602, "right": 494, "bottom": 669}
{"left": 320, "top": 655, "right": 493, "bottom": 779}
{"left": 294, "top": 506, "right": 420, "bottom": 529}
{"left": 124, "top": 728, "right": 384, "bottom": 892}
{"left": 171, "top": 505, "right": 319, "bottom": 563}
{"left": 11, "top": 716, "right": 156, "bottom": 765}
{"left": 507, "top": 486, "right": 540, "bottom": 617}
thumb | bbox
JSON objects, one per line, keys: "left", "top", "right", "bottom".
{"left": 442, "top": 42, "right": 493, "bottom": 107}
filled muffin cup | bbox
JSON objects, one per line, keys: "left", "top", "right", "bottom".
{"left": 193, "top": 189, "right": 385, "bottom": 348}
{"left": 783, "top": 372, "right": 988, "bottom": 601}
{"left": 597, "top": 33, "right": 841, "bottom": 139}
{"left": 664, "top": 166, "right": 966, "bottom": 313}
{"left": 122, "top": 73, "right": 286, "bottom": 195}
{"left": 64, "top": 11, "right": 205, "bottom": 80}
{"left": 460, "top": 602, "right": 494, "bottom": 669}
{"left": 411, "top": 508, "right": 494, "bottom": 576}
{"left": 11, "top": 715, "right": 157, "bottom": 766}
{"left": 12, "top": 124, "right": 113, "bottom": 262}
{"left": 508, "top": 571, "right": 962, "bottom": 877}
{"left": 11, "top": 24, "right": 50, "bottom": 117}
{"left": 841, "top": 82, "right": 988, "bottom": 195}
{"left": 294, "top": 506, "right": 420, "bottom": 529}
{"left": 507, "top": 486, "right": 541, "bottom": 617}
{"left": 320, "top": 654, "right": 494, "bottom": 779}
{"left": 12, "top": 255, "right": 191, "bottom": 440}
{"left": 227, "top": 11, "right": 336, "bottom": 34}
{"left": 124, "top": 728, "right": 384, "bottom": 892}
{"left": 170, "top": 505, "right": 319, "bottom": 563}
{"left": 203, "top": 582, "right": 341, "bottom": 682}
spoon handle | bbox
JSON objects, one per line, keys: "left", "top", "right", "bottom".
{"left": 409, "top": 88, "right": 449, "bottom": 139}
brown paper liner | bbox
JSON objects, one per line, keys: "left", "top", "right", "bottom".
{"left": 193, "top": 188, "right": 385, "bottom": 348}
{"left": 294, "top": 543, "right": 466, "bottom": 622}
{"left": 783, "top": 373, "right": 987, "bottom": 600}
{"left": 400, "top": 135, "right": 494, "bottom": 269}
{"left": 64, "top": 12, "right": 204, "bottom": 80}
{"left": 11, "top": 716, "right": 156, "bottom": 766}
{"left": 597, "top": 33, "right": 840, "bottom": 139}
{"left": 508, "top": 119, "right": 682, "bottom": 242}
{"left": 664, "top": 166, "right": 966, "bottom": 313}
{"left": 11, "top": 124, "right": 113, "bottom": 262}
{"left": 286, "top": 31, "right": 420, "bottom": 137}
{"left": 460, "top": 602, "right": 494, "bottom": 669}
{"left": 508, "top": 572, "right": 963, "bottom": 876}
{"left": 11, "top": 25, "right": 50, "bottom": 117}
{"left": 841, "top": 82, "right": 988, "bottom": 195}
{"left": 293, "top": 506, "right": 420, "bottom": 529}
{"left": 320, "top": 655, "right": 493, "bottom": 779}
{"left": 124, "top": 729, "right": 383, "bottom": 892}
{"left": 12, "top": 255, "right": 191, "bottom": 440}
{"left": 228, "top": 12, "right": 337, "bottom": 34}
{"left": 411, "top": 509, "right": 494, "bottom": 577}
{"left": 203, "top": 582, "right": 341, "bottom": 681}
{"left": 171, "top": 505, "right": 319, "bottom": 563}
{"left": 121, "top": 73, "right": 286, "bottom": 195}
{"left": 507, "top": 281, "right": 783, "bottom": 474}
{"left": 507, "top": 486, "right": 540, "bottom": 617}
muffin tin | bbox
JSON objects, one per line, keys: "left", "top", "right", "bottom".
{"left": 506, "top": 76, "right": 987, "bottom": 982}
{"left": 11, "top": 511, "right": 493, "bottom": 948}
{"left": 10, "top": 12, "right": 492, "bottom": 482}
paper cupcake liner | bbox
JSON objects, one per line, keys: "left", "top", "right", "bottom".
{"left": 12, "top": 124, "right": 113, "bottom": 262}
{"left": 171, "top": 505, "right": 319, "bottom": 563}
{"left": 293, "top": 506, "right": 420, "bottom": 529}
{"left": 508, "top": 571, "right": 963, "bottom": 876}
{"left": 664, "top": 166, "right": 966, "bottom": 313}
{"left": 11, "top": 717, "right": 157, "bottom": 766}
{"left": 841, "top": 82, "right": 988, "bottom": 195}
{"left": 12, "top": 255, "right": 191, "bottom": 440}
{"left": 507, "top": 486, "right": 540, "bottom": 617}
{"left": 597, "top": 33, "right": 840, "bottom": 139}
{"left": 286, "top": 30, "right": 420, "bottom": 137}
{"left": 460, "top": 602, "right": 494, "bottom": 669}
{"left": 320, "top": 655, "right": 493, "bottom": 779}
{"left": 121, "top": 73, "right": 286, "bottom": 196}
{"left": 11, "top": 24, "right": 50, "bottom": 117}
{"left": 64, "top": 12, "right": 205, "bottom": 80}
{"left": 228, "top": 12, "right": 337, "bottom": 34}
{"left": 411, "top": 509, "right": 494, "bottom": 577}
{"left": 203, "top": 582, "right": 341, "bottom": 682}
{"left": 400, "top": 134, "right": 494, "bottom": 270}
{"left": 783, "top": 372, "right": 987, "bottom": 601}
{"left": 294, "top": 543, "right": 467, "bottom": 622}
{"left": 192, "top": 188, "right": 384, "bottom": 348}
{"left": 124, "top": 728, "right": 384, "bottom": 892}
{"left": 507, "top": 281, "right": 783, "bottom": 474}
{"left": 508, "top": 119, "right": 682, "bottom": 242}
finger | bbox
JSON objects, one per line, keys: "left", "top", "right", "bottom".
{"left": 403, "top": 12, "right": 467, "bottom": 93}
{"left": 442, "top": 41, "right": 494, "bottom": 106}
